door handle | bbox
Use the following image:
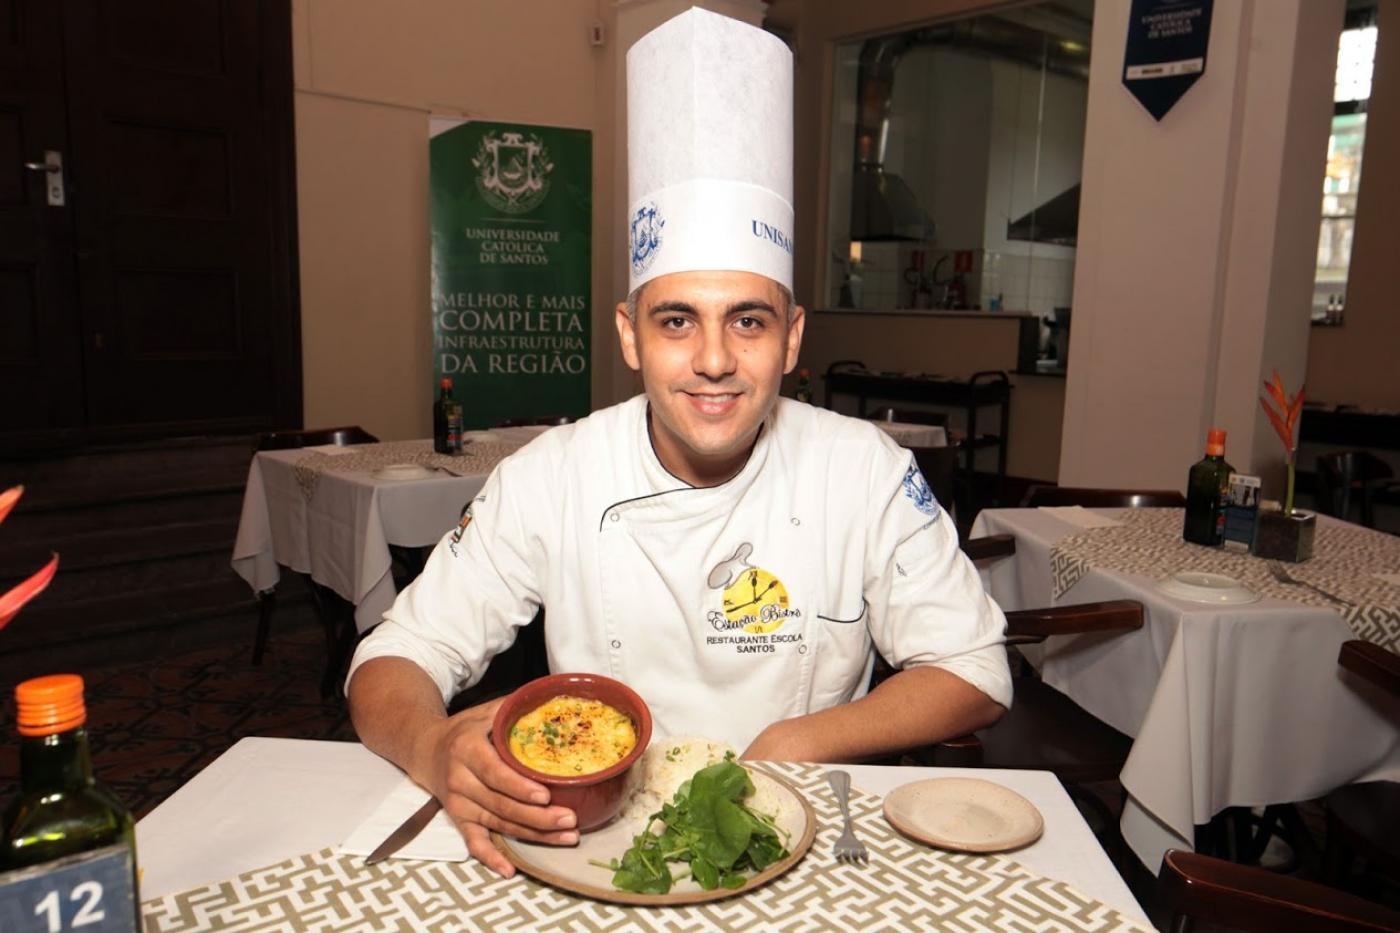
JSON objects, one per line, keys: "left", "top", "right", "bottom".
{"left": 23, "top": 150, "right": 65, "bottom": 206}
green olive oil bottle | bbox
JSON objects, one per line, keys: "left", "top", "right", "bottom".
{"left": 1183, "top": 429, "right": 1233, "bottom": 546}
{"left": 1, "top": 674, "right": 139, "bottom": 923}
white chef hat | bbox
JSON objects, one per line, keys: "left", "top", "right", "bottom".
{"left": 626, "top": 7, "right": 794, "bottom": 294}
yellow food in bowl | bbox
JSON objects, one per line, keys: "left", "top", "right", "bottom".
{"left": 507, "top": 695, "right": 638, "bottom": 776}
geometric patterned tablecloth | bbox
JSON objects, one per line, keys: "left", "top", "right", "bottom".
{"left": 141, "top": 762, "right": 1149, "bottom": 932}
{"left": 292, "top": 439, "right": 526, "bottom": 501}
{"left": 1051, "top": 508, "right": 1400, "bottom": 654}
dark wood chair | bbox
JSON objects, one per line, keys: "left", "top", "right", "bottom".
{"left": 1022, "top": 486, "right": 1186, "bottom": 508}
{"left": 1160, "top": 849, "right": 1400, "bottom": 932}
{"left": 908, "top": 446, "right": 958, "bottom": 521}
{"left": 1324, "top": 640, "right": 1400, "bottom": 893}
{"left": 251, "top": 425, "right": 380, "bottom": 692}
{"left": 913, "top": 536, "right": 1144, "bottom": 857}
{"left": 495, "top": 415, "right": 576, "bottom": 427}
{"left": 1315, "top": 451, "right": 1396, "bottom": 528}
{"left": 256, "top": 425, "right": 378, "bottom": 451}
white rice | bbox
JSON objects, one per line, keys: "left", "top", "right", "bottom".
{"left": 619, "top": 735, "right": 786, "bottom": 828}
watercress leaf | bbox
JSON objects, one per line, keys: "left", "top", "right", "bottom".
{"left": 720, "top": 870, "right": 747, "bottom": 889}
{"left": 694, "top": 797, "right": 751, "bottom": 868}
{"left": 691, "top": 856, "right": 719, "bottom": 890}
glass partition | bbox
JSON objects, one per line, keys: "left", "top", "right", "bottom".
{"left": 825, "top": 2, "right": 1093, "bottom": 366}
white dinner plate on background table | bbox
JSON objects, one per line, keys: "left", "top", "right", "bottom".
{"left": 1156, "top": 571, "right": 1259, "bottom": 605}
{"left": 883, "top": 778, "right": 1044, "bottom": 853}
{"left": 372, "top": 463, "right": 437, "bottom": 482}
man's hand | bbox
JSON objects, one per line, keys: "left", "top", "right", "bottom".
{"left": 412, "top": 697, "right": 581, "bottom": 876}
{"left": 347, "top": 657, "right": 580, "bottom": 878}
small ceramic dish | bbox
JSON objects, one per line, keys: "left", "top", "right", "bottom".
{"left": 1156, "top": 571, "right": 1259, "bottom": 605}
{"left": 491, "top": 673, "right": 652, "bottom": 832}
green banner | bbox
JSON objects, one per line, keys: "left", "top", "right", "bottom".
{"left": 430, "top": 120, "right": 592, "bottom": 428}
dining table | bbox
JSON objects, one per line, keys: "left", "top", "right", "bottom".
{"left": 231, "top": 425, "right": 553, "bottom": 634}
{"left": 970, "top": 505, "right": 1400, "bottom": 874}
{"left": 135, "top": 737, "right": 1150, "bottom": 930}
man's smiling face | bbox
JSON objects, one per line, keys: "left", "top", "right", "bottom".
{"left": 615, "top": 270, "right": 805, "bottom": 486}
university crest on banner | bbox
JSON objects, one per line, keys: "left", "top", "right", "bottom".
{"left": 472, "top": 131, "right": 554, "bottom": 214}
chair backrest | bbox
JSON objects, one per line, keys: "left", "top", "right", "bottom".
{"left": 960, "top": 534, "right": 1016, "bottom": 562}
{"left": 257, "top": 425, "right": 378, "bottom": 452}
{"left": 1022, "top": 486, "right": 1186, "bottom": 508}
{"left": 868, "top": 407, "right": 950, "bottom": 428}
{"left": 495, "top": 415, "right": 576, "bottom": 428}
{"left": 1315, "top": 450, "right": 1393, "bottom": 523}
{"left": 1338, "top": 639, "right": 1400, "bottom": 700}
{"left": 1159, "top": 849, "right": 1400, "bottom": 932}
{"left": 908, "top": 445, "right": 957, "bottom": 517}
{"left": 1003, "top": 599, "right": 1143, "bottom": 644}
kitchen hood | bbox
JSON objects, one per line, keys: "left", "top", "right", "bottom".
{"left": 850, "top": 13, "right": 1089, "bottom": 243}
{"left": 1006, "top": 183, "right": 1080, "bottom": 245}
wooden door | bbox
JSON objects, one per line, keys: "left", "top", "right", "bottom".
{"left": 1, "top": 0, "right": 300, "bottom": 446}
{"left": 0, "top": 1, "right": 85, "bottom": 433}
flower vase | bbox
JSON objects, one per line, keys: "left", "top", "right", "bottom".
{"left": 1252, "top": 508, "right": 1316, "bottom": 563}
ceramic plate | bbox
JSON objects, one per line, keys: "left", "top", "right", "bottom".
{"left": 492, "top": 766, "right": 815, "bottom": 905}
{"left": 372, "top": 463, "right": 436, "bottom": 481}
{"left": 882, "top": 778, "right": 1043, "bottom": 854}
{"left": 1156, "top": 570, "right": 1259, "bottom": 605}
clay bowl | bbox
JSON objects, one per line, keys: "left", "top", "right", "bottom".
{"left": 491, "top": 672, "right": 652, "bottom": 831}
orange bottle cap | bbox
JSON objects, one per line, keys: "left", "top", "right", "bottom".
{"left": 799, "top": 368, "right": 811, "bottom": 378}
{"left": 440, "top": 377, "right": 452, "bottom": 389}
{"left": 16, "top": 673, "right": 86, "bottom": 737}
{"left": 1205, "top": 428, "right": 1226, "bottom": 456}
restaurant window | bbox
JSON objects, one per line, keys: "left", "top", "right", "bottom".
{"left": 1313, "top": 3, "right": 1379, "bottom": 326}
{"left": 824, "top": 1, "right": 1092, "bottom": 369}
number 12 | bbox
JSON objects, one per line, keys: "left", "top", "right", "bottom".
{"left": 34, "top": 882, "right": 106, "bottom": 931}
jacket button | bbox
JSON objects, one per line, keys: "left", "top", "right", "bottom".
{"left": 798, "top": 644, "right": 808, "bottom": 654}
{"left": 610, "top": 512, "right": 620, "bottom": 522}
{"left": 610, "top": 639, "right": 621, "bottom": 649}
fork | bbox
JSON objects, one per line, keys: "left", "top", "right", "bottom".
{"left": 1267, "top": 562, "right": 1350, "bottom": 606}
{"left": 826, "top": 769, "right": 869, "bottom": 864}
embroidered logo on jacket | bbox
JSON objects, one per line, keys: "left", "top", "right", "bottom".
{"left": 703, "top": 544, "right": 803, "bottom": 655}
{"left": 901, "top": 464, "right": 941, "bottom": 519}
{"left": 448, "top": 498, "right": 483, "bottom": 557}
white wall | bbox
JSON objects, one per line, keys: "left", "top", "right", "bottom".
{"left": 1059, "top": 0, "right": 1341, "bottom": 490}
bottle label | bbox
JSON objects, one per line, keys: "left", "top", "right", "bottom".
{"left": 0, "top": 844, "right": 138, "bottom": 931}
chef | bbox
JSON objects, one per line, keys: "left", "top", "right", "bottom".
{"left": 347, "top": 7, "right": 1010, "bottom": 877}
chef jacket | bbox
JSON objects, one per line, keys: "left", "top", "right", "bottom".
{"left": 348, "top": 395, "right": 1011, "bottom": 751}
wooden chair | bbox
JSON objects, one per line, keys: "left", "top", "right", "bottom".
{"left": 250, "top": 425, "right": 379, "bottom": 691}
{"left": 1315, "top": 451, "right": 1396, "bottom": 528}
{"left": 495, "top": 415, "right": 576, "bottom": 427}
{"left": 912, "top": 535, "right": 1144, "bottom": 855}
{"left": 256, "top": 425, "right": 378, "bottom": 451}
{"left": 1324, "top": 640, "right": 1400, "bottom": 892}
{"left": 1022, "top": 486, "right": 1186, "bottom": 508}
{"left": 1159, "top": 849, "right": 1400, "bottom": 932}
{"left": 908, "top": 446, "right": 958, "bottom": 522}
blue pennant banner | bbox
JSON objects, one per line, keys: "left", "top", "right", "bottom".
{"left": 1123, "top": 0, "right": 1214, "bottom": 121}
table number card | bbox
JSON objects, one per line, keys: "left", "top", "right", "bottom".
{"left": 1223, "top": 473, "right": 1261, "bottom": 552}
{"left": 0, "top": 844, "right": 139, "bottom": 932}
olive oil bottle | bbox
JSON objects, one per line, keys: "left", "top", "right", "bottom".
{"left": 1, "top": 674, "right": 137, "bottom": 874}
{"left": 1183, "top": 429, "right": 1233, "bottom": 546}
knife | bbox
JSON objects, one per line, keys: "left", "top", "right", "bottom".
{"left": 364, "top": 797, "right": 444, "bottom": 865}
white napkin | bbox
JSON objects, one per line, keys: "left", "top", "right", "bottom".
{"left": 304, "top": 444, "right": 357, "bottom": 456}
{"left": 1038, "top": 506, "right": 1123, "bottom": 529}
{"left": 339, "top": 778, "right": 468, "bottom": 862}
{"left": 1375, "top": 572, "right": 1400, "bottom": 587}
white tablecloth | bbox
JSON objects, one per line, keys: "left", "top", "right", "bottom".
{"left": 873, "top": 420, "right": 948, "bottom": 448}
{"left": 231, "top": 427, "right": 548, "bottom": 632}
{"left": 135, "top": 737, "right": 1147, "bottom": 923}
{"left": 971, "top": 507, "right": 1400, "bottom": 873}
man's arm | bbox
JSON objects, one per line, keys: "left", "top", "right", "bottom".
{"left": 741, "top": 666, "right": 1002, "bottom": 762}
{"left": 348, "top": 656, "right": 580, "bottom": 877}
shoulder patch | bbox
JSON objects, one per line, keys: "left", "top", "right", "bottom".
{"left": 901, "top": 464, "right": 942, "bottom": 519}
